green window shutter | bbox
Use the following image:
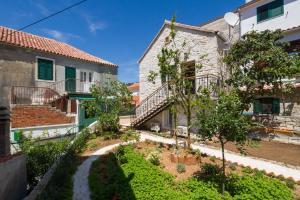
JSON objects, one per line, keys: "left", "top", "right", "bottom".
{"left": 272, "top": 98, "right": 280, "bottom": 114}
{"left": 253, "top": 99, "right": 262, "bottom": 114}
{"left": 269, "top": 0, "right": 284, "bottom": 18}
{"left": 257, "top": 0, "right": 284, "bottom": 22}
{"left": 257, "top": 4, "right": 269, "bottom": 22}
{"left": 38, "top": 59, "right": 53, "bottom": 80}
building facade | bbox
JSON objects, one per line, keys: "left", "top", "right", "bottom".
{"left": 238, "top": 0, "right": 300, "bottom": 132}
{"left": 0, "top": 26, "right": 117, "bottom": 141}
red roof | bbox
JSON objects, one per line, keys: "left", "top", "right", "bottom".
{"left": 0, "top": 26, "right": 117, "bottom": 67}
{"left": 128, "top": 83, "right": 139, "bottom": 91}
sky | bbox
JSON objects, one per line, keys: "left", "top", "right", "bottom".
{"left": 0, "top": 0, "right": 244, "bottom": 83}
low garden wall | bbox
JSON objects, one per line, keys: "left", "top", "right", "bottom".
{"left": 0, "top": 154, "right": 27, "bottom": 200}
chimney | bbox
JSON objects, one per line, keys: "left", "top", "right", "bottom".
{"left": 0, "top": 106, "right": 11, "bottom": 156}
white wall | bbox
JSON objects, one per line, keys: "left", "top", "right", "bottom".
{"left": 240, "top": 0, "right": 300, "bottom": 38}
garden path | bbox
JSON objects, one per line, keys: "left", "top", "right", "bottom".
{"left": 72, "top": 132, "right": 300, "bottom": 200}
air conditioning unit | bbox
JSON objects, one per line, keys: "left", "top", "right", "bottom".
{"left": 177, "top": 126, "right": 188, "bottom": 137}
{"left": 150, "top": 123, "right": 160, "bottom": 133}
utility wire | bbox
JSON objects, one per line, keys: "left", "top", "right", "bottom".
{"left": 6, "top": 0, "right": 89, "bottom": 37}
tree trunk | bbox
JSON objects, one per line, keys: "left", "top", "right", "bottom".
{"left": 173, "top": 106, "right": 178, "bottom": 149}
{"left": 187, "top": 108, "right": 191, "bottom": 149}
{"left": 220, "top": 140, "right": 226, "bottom": 196}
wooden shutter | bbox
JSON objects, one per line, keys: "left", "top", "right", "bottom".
{"left": 257, "top": 4, "right": 269, "bottom": 22}
{"left": 253, "top": 99, "right": 262, "bottom": 114}
{"left": 38, "top": 59, "right": 53, "bottom": 80}
{"left": 272, "top": 98, "right": 280, "bottom": 114}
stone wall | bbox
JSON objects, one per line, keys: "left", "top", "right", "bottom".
{"left": 0, "top": 154, "right": 27, "bottom": 200}
{"left": 139, "top": 23, "right": 225, "bottom": 102}
{"left": 0, "top": 44, "right": 117, "bottom": 105}
{"left": 200, "top": 17, "right": 240, "bottom": 43}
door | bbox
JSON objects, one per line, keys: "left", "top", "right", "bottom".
{"left": 65, "top": 66, "right": 76, "bottom": 92}
{"left": 80, "top": 71, "right": 93, "bottom": 93}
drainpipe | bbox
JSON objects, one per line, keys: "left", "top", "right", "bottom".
{"left": 0, "top": 106, "right": 11, "bottom": 156}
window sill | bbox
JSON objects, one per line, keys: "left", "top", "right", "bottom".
{"left": 257, "top": 13, "right": 284, "bottom": 24}
{"left": 36, "top": 79, "right": 55, "bottom": 83}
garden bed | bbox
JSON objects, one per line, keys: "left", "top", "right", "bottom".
{"left": 206, "top": 139, "right": 300, "bottom": 166}
{"left": 89, "top": 142, "right": 299, "bottom": 199}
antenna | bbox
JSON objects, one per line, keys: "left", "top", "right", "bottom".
{"left": 224, "top": 12, "right": 240, "bottom": 27}
{"left": 224, "top": 12, "right": 240, "bottom": 47}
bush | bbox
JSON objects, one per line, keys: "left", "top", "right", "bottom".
{"left": 20, "top": 135, "right": 69, "bottom": 188}
{"left": 285, "top": 179, "right": 296, "bottom": 190}
{"left": 227, "top": 174, "right": 293, "bottom": 200}
{"left": 115, "top": 145, "right": 127, "bottom": 164}
{"left": 147, "top": 151, "right": 160, "bottom": 166}
{"left": 241, "top": 166, "right": 254, "bottom": 174}
{"left": 229, "top": 163, "right": 238, "bottom": 171}
{"left": 177, "top": 163, "right": 186, "bottom": 173}
{"left": 210, "top": 156, "right": 217, "bottom": 162}
{"left": 36, "top": 128, "right": 93, "bottom": 199}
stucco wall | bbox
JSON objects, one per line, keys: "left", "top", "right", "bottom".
{"left": 0, "top": 154, "right": 27, "bottom": 200}
{"left": 0, "top": 44, "right": 117, "bottom": 105}
{"left": 240, "top": 0, "right": 300, "bottom": 38}
{"left": 139, "top": 24, "right": 225, "bottom": 102}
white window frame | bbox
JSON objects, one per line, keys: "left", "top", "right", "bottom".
{"left": 35, "top": 56, "right": 56, "bottom": 82}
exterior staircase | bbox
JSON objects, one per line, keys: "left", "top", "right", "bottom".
{"left": 132, "top": 83, "right": 170, "bottom": 128}
{"left": 131, "top": 74, "right": 220, "bottom": 128}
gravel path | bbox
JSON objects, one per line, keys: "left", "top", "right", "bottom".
{"left": 72, "top": 132, "right": 300, "bottom": 200}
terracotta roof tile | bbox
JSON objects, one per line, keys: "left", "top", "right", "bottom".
{"left": 0, "top": 26, "right": 117, "bottom": 67}
{"left": 128, "top": 83, "right": 139, "bottom": 91}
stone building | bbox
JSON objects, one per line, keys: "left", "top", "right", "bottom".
{"left": 0, "top": 26, "right": 117, "bottom": 140}
{"left": 133, "top": 19, "right": 238, "bottom": 130}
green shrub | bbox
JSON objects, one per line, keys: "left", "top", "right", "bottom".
{"left": 285, "top": 179, "right": 296, "bottom": 190}
{"left": 36, "top": 128, "right": 93, "bottom": 199}
{"left": 177, "top": 163, "right": 186, "bottom": 173}
{"left": 229, "top": 163, "right": 238, "bottom": 171}
{"left": 210, "top": 156, "right": 217, "bottom": 162}
{"left": 227, "top": 174, "right": 293, "bottom": 200}
{"left": 241, "top": 166, "right": 254, "bottom": 174}
{"left": 20, "top": 135, "right": 69, "bottom": 188}
{"left": 115, "top": 145, "right": 127, "bottom": 164}
{"left": 147, "top": 151, "right": 160, "bottom": 166}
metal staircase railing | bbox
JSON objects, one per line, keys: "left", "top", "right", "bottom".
{"left": 131, "top": 74, "right": 221, "bottom": 127}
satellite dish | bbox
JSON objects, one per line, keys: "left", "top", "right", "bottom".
{"left": 224, "top": 12, "right": 239, "bottom": 27}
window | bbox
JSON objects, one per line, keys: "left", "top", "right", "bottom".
{"left": 253, "top": 98, "right": 280, "bottom": 114}
{"left": 257, "top": 0, "right": 284, "bottom": 22}
{"left": 80, "top": 72, "right": 87, "bottom": 82}
{"left": 37, "top": 58, "right": 54, "bottom": 81}
{"left": 89, "top": 72, "right": 93, "bottom": 82}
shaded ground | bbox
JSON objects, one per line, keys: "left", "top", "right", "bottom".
{"left": 207, "top": 140, "right": 300, "bottom": 166}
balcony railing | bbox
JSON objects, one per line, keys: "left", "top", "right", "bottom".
{"left": 48, "top": 79, "right": 102, "bottom": 95}
{"left": 11, "top": 86, "right": 60, "bottom": 105}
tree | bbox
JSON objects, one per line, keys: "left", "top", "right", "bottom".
{"left": 196, "top": 89, "right": 251, "bottom": 195}
{"left": 84, "top": 81, "right": 132, "bottom": 133}
{"left": 223, "top": 30, "right": 300, "bottom": 110}
{"left": 148, "top": 16, "right": 204, "bottom": 148}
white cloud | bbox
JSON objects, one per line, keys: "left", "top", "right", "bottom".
{"left": 81, "top": 14, "right": 107, "bottom": 34}
{"left": 42, "top": 29, "right": 81, "bottom": 42}
{"left": 35, "top": 3, "right": 51, "bottom": 16}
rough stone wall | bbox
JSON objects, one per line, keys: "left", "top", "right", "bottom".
{"left": 252, "top": 93, "right": 300, "bottom": 131}
{"left": 139, "top": 24, "right": 225, "bottom": 102}
{"left": 0, "top": 44, "right": 117, "bottom": 105}
{"left": 200, "top": 17, "right": 240, "bottom": 44}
